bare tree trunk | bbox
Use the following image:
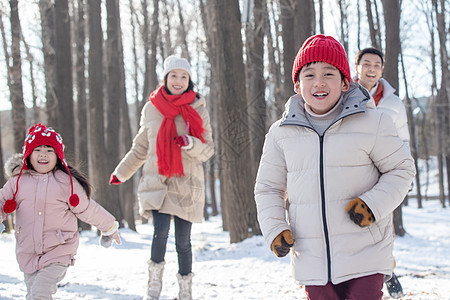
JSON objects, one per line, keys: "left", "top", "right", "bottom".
{"left": 116, "top": 0, "right": 136, "bottom": 230}
{"left": 264, "top": 0, "right": 283, "bottom": 121}
{"left": 0, "top": 8, "right": 13, "bottom": 233}
{"left": 55, "top": 0, "right": 75, "bottom": 157}
{"left": 9, "top": 0, "right": 26, "bottom": 152}
{"left": 244, "top": 0, "right": 265, "bottom": 235}
{"left": 381, "top": 0, "right": 404, "bottom": 235}
{"left": 365, "top": 0, "right": 381, "bottom": 49}
{"left": 88, "top": 0, "right": 109, "bottom": 221}
{"left": 39, "top": 0, "right": 58, "bottom": 127}
{"left": 129, "top": 0, "right": 140, "bottom": 119}
{"left": 161, "top": 0, "right": 173, "bottom": 57}
{"left": 400, "top": 49, "right": 422, "bottom": 208}
{"left": 74, "top": 0, "right": 91, "bottom": 231}
{"left": 212, "top": 0, "right": 257, "bottom": 243}
{"left": 433, "top": 0, "right": 450, "bottom": 207}
{"left": 294, "top": 0, "right": 315, "bottom": 59}
{"left": 279, "top": 0, "right": 295, "bottom": 103}
{"left": 319, "top": 0, "right": 324, "bottom": 33}
{"left": 200, "top": 0, "right": 219, "bottom": 218}
{"left": 149, "top": 0, "right": 159, "bottom": 91}
{"left": 21, "top": 36, "right": 38, "bottom": 123}
{"left": 175, "top": 0, "right": 191, "bottom": 61}
{"left": 140, "top": 0, "right": 150, "bottom": 116}
{"left": 337, "top": 0, "right": 349, "bottom": 53}
{"left": 357, "top": 0, "right": 361, "bottom": 49}
{"left": 141, "top": 0, "right": 159, "bottom": 105}
{"left": 104, "top": 0, "right": 125, "bottom": 223}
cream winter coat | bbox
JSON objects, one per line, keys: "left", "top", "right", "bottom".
{"left": 375, "top": 78, "right": 410, "bottom": 143}
{"left": 0, "top": 154, "right": 116, "bottom": 274}
{"left": 113, "top": 95, "right": 214, "bottom": 223}
{"left": 254, "top": 83, "right": 415, "bottom": 285}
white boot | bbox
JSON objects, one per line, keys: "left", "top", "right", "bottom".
{"left": 176, "top": 272, "right": 194, "bottom": 300}
{"left": 144, "top": 260, "right": 165, "bottom": 300}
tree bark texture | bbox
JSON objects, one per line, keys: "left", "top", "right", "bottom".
{"left": 55, "top": 0, "right": 75, "bottom": 157}
{"left": 9, "top": 0, "right": 26, "bottom": 152}
{"left": 212, "top": 0, "right": 258, "bottom": 243}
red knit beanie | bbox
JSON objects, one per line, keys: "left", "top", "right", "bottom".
{"left": 3, "top": 124, "right": 79, "bottom": 214}
{"left": 292, "top": 34, "right": 351, "bottom": 84}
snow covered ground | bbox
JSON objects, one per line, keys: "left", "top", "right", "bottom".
{"left": 0, "top": 199, "right": 449, "bottom": 299}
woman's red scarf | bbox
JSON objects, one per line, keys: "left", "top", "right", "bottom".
{"left": 150, "top": 86, "right": 205, "bottom": 177}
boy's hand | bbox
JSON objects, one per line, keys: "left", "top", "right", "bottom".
{"left": 109, "top": 174, "right": 122, "bottom": 185}
{"left": 0, "top": 222, "right": 4, "bottom": 234}
{"left": 271, "top": 230, "right": 294, "bottom": 257}
{"left": 345, "top": 198, "right": 375, "bottom": 227}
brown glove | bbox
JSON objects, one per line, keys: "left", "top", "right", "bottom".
{"left": 345, "top": 198, "right": 375, "bottom": 227}
{"left": 271, "top": 230, "right": 294, "bottom": 257}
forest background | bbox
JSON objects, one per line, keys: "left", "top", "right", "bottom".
{"left": 0, "top": 0, "right": 449, "bottom": 244}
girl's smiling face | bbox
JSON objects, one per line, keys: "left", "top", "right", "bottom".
{"left": 165, "top": 69, "right": 190, "bottom": 95}
{"left": 296, "top": 62, "right": 349, "bottom": 114}
{"left": 29, "top": 145, "right": 57, "bottom": 174}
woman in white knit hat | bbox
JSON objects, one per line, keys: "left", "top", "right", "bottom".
{"left": 110, "top": 55, "right": 214, "bottom": 300}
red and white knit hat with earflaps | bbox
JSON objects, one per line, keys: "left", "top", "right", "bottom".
{"left": 2, "top": 123, "right": 79, "bottom": 214}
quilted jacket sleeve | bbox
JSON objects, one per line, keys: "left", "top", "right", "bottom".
{"left": 254, "top": 122, "right": 290, "bottom": 247}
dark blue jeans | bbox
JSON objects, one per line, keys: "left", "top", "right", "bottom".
{"left": 151, "top": 210, "right": 192, "bottom": 275}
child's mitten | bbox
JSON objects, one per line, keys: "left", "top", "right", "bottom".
{"left": 271, "top": 230, "right": 294, "bottom": 257}
{"left": 109, "top": 174, "right": 122, "bottom": 185}
{"left": 345, "top": 198, "right": 375, "bottom": 227}
{"left": 99, "top": 221, "right": 121, "bottom": 248}
{"left": 174, "top": 135, "right": 193, "bottom": 149}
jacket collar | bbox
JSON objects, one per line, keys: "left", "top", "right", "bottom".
{"left": 280, "top": 81, "right": 372, "bottom": 127}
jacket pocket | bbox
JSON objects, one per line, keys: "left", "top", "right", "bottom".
{"left": 15, "top": 226, "right": 26, "bottom": 246}
{"left": 44, "top": 230, "right": 76, "bottom": 248}
{"left": 368, "top": 223, "right": 383, "bottom": 243}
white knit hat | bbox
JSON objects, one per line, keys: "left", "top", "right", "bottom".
{"left": 163, "top": 55, "right": 192, "bottom": 78}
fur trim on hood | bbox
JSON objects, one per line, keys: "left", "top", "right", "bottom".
{"left": 5, "top": 153, "right": 26, "bottom": 179}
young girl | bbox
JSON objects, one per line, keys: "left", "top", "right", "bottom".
{"left": 0, "top": 123, "right": 121, "bottom": 299}
{"left": 109, "top": 55, "right": 214, "bottom": 300}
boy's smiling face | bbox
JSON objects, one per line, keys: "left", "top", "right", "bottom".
{"left": 295, "top": 62, "right": 349, "bottom": 114}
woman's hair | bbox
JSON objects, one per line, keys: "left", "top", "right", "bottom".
{"left": 26, "top": 155, "right": 93, "bottom": 198}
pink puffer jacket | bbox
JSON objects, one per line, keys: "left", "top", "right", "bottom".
{"left": 0, "top": 154, "right": 116, "bottom": 274}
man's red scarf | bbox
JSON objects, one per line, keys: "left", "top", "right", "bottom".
{"left": 150, "top": 86, "right": 205, "bottom": 177}
{"left": 372, "top": 82, "right": 384, "bottom": 106}
{"left": 355, "top": 79, "right": 384, "bottom": 106}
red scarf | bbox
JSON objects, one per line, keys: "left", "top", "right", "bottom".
{"left": 355, "top": 79, "right": 384, "bottom": 106}
{"left": 372, "top": 82, "right": 384, "bottom": 106}
{"left": 150, "top": 86, "right": 205, "bottom": 177}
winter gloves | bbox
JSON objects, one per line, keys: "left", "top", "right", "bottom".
{"left": 271, "top": 230, "right": 294, "bottom": 257}
{"left": 99, "top": 221, "right": 122, "bottom": 248}
{"left": 345, "top": 198, "right": 375, "bottom": 227}
{"left": 175, "top": 135, "right": 193, "bottom": 150}
{"left": 0, "top": 222, "right": 4, "bottom": 234}
{"left": 109, "top": 174, "right": 122, "bottom": 185}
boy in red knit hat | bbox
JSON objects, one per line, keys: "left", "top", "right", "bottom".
{"left": 255, "top": 34, "right": 415, "bottom": 299}
{"left": 0, "top": 123, "right": 121, "bottom": 299}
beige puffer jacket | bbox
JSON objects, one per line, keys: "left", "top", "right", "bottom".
{"left": 255, "top": 84, "right": 415, "bottom": 285}
{"left": 113, "top": 95, "right": 214, "bottom": 223}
